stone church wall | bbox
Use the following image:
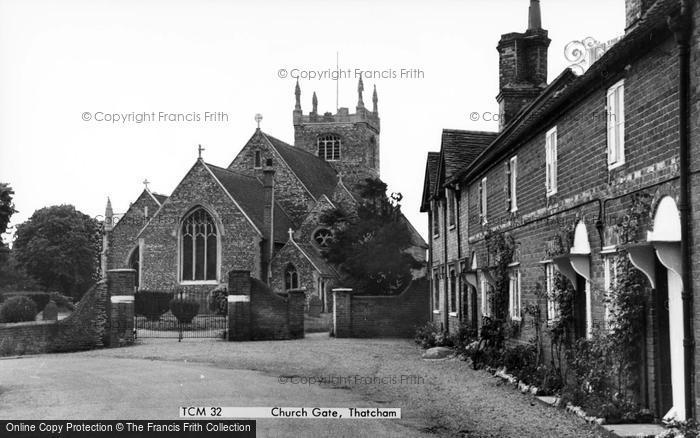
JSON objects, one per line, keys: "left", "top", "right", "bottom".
{"left": 108, "top": 191, "right": 160, "bottom": 271}
{"left": 139, "top": 161, "right": 262, "bottom": 294}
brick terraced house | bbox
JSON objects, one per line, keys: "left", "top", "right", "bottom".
{"left": 102, "top": 79, "right": 426, "bottom": 313}
{"left": 421, "top": 0, "right": 698, "bottom": 421}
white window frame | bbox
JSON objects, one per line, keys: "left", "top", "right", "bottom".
{"left": 480, "top": 177, "right": 488, "bottom": 224}
{"left": 432, "top": 201, "right": 440, "bottom": 238}
{"left": 447, "top": 189, "right": 456, "bottom": 229}
{"left": 481, "top": 275, "right": 491, "bottom": 317}
{"left": 607, "top": 80, "right": 625, "bottom": 169}
{"left": 449, "top": 267, "right": 458, "bottom": 316}
{"left": 545, "top": 127, "right": 558, "bottom": 196}
{"left": 545, "top": 263, "right": 559, "bottom": 324}
{"left": 509, "top": 269, "right": 522, "bottom": 321}
{"left": 603, "top": 252, "right": 619, "bottom": 331}
{"left": 509, "top": 156, "right": 518, "bottom": 212}
{"left": 432, "top": 272, "right": 440, "bottom": 313}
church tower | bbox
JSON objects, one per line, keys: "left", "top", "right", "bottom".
{"left": 292, "top": 78, "right": 380, "bottom": 185}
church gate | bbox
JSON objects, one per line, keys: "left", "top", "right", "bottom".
{"left": 134, "top": 289, "right": 227, "bottom": 341}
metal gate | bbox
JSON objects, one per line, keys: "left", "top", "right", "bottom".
{"left": 134, "top": 289, "right": 227, "bottom": 341}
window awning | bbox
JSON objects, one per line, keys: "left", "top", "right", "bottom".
{"left": 552, "top": 253, "right": 591, "bottom": 284}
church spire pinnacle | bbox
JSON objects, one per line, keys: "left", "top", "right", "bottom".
{"left": 104, "top": 197, "right": 114, "bottom": 231}
{"left": 294, "top": 79, "right": 301, "bottom": 111}
{"left": 528, "top": 0, "right": 542, "bottom": 30}
{"left": 357, "top": 77, "right": 364, "bottom": 109}
{"left": 312, "top": 92, "right": 318, "bottom": 114}
{"left": 372, "top": 85, "right": 378, "bottom": 114}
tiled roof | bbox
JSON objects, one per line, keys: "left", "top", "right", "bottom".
{"left": 261, "top": 132, "right": 339, "bottom": 199}
{"left": 448, "top": 0, "right": 680, "bottom": 184}
{"left": 206, "top": 163, "right": 293, "bottom": 243}
{"left": 295, "top": 242, "right": 338, "bottom": 277}
{"left": 440, "top": 130, "right": 497, "bottom": 182}
{"left": 420, "top": 152, "right": 441, "bottom": 212}
{"left": 152, "top": 193, "right": 168, "bottom": 205}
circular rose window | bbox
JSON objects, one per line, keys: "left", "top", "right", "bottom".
{"left": 313, "top": 228, "right": 333, "bottom": 248}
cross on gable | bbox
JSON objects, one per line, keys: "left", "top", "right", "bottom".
{"left": 143, "top": 179, "right": 150, "bottom": 190}
{"left": 198, "top": 144, "right": 205, "bottom": 159}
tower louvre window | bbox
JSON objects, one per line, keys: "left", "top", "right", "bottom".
{"left": 317, "top": 134, "right": 341, "bottom": 161}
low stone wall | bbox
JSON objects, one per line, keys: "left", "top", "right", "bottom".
{"left": 333, "top": 278, "right": 429, "bottom": 338}
{"left": 228, "top": 270, "right": 305, "bottom": 341}
{"left": 0, "top": 269, "right": 136, "bottom": 356}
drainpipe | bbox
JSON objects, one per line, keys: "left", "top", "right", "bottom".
{"left": 455, "top": 183, "right": 463, "bottom": 323}
{"left": 428, "top": 208, "right": 435, "bottom": 320}
{"left": 670, "top": 0, "right": 694, "bottom": 419}
{"left": 443, "top": 194, "right": 449, "bottom": 331}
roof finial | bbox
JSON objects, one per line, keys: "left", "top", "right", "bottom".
{"left": 142, "top": 179, "right": 150, "bottom": 190}
{"left": 255, "top": 113, "right": 263, "bottom": 130}
{"left": 357, "top": 77, "right": 365, "bottom": 108}
{"left": 312, "top": 92, "right": 318, "bottom": 114}
{"left": 294, "top": 79, "right": 301, "bottom": 111}
{"left": 528, "top": 0, "right": 542, "bottom": 30}
{"left": 287, "top": 228, "right": 294, "bottom": 241}
{"left": 372, "top": 85, "right": 378, "bottom": 114}
{"left": 198, "top": 144, "right": 205, "bottom": 159}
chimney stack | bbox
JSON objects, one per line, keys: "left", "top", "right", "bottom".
{"left": 496, "top": 0, "right": 550, "bottom": 130}
{"left": 625, "top": 0, "right": 650, "bottom": 31}
{"left": 262, "top": 158, "right": 275, "bottom": 283}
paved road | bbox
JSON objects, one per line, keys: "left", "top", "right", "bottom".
{"left": 0, "top": 334, "right": 603, "bottom": 437}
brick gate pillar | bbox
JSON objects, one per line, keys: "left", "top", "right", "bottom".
{"left": 228, "top": 270, "right": 251, "bottom": 341}
{"left": 287, "top": 288, "right": 306, "bottom": 339}
{"left": 332, "top": 288, "right": 353, "bottom": 338}
{"left": 107, "top": 268, "right": 136, "bottom": 347}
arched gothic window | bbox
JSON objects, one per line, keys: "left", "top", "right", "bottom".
{"left": 317, "top": 134, "right": 341, "bottom": 161}
{"left": 285, "top": 264, "right": 299, "bottom": 291}
{"left": 181, "top": 208, "right": 218, "bottom": 281}
{"left": 128, "top": 246, "right": 140, "bottom": 288}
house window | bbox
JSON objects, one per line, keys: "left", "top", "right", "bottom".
{"left": 545, "top": 127, "right": 558, "bottom": 196}
{"left": 603, "top": 253, "right": 618, "bottom": 330}
{"left": 506, "top": 156, "right": 518, "bottom": 212}
{"left": 317, "top": 134, "right": 341, "bottom": 161}
{"left": 254, "top": 150, "right": 262, "bottom": 168}
{"left": 607, "top": 80, "right": 625, "bottom": 169}
{"left": 432, "top": 201, "right": 440, "bottom": 237}
{"left": 481, "top": 275, "right": 491, "bottom": 317}
{"left": 479, "top": 177, "right": 488, "bottom": 224}
{"left": 449, "top": 267, "right": 457, "bottom": 314}
{"left": 285, "top": 264, "right": 299, "bottom": 291}
{"left": 509, "top": 270, "right": 521, "bottom": 320}
{"left": 545, "top": 263, "right": 559, "bottom": 324}
{"left": 433, "top": 272, "right": 440, "bottom": 311}
{"left": 447, "top": 189, "right": 456, "bottom": 227}
{"left": 180, "top": 207, "right": 218, "bottom": 282}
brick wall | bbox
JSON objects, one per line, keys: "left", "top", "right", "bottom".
{"left": 0, "top": 280, "right": 109, "bottom": 356}
{"left": 227, "top": 270, "right": 305, "bottom": 341}
{"left": 333, "top": 278, "right": 429, "bottom": 338}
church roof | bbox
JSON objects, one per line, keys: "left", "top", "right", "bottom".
{"left": 152, "top": 193, "right": 168, "bottom": 204}
{"left": 294, "top": 242, "right": 337, "bottom": 277}
{"left": 261, "top": 132, "right": 339, "bottom": 199}
{"left": 206, "top": 163, "right": 293, "bottom": 243}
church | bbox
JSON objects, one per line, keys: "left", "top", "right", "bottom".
{"left": 101, "top": 79, "right": 427, "bottom": 312}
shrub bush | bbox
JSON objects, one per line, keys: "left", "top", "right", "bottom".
{"left": 0, "top": 296, "right": 38, "bottom": 323}
{"left": 49, "top": 292, "right": 75, "bottom": 311}
{"left": 1, "top": 292, "right": 50, "bottom": 312}
{"left": 207, "top": 285, "right": 228, "bottom": 316}
{"left": 135, "top": 291, "right": 173, "bottom": 321}
{"left": 414, "top": 321, "right": 452, "bottom": 349}
{"left": 169, "top": 297, "right": 200, "bottom": 323}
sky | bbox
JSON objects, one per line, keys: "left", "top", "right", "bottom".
{"left": 0, "top": 0, "right": 626, "bottom": 245}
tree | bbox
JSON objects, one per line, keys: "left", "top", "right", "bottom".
{"left": 13, "top": 205, "right": 101, "bottom": 299}
{"left": 0, "top": 182, "right": 17, "bottom": 244}
{"left": 320, "top": 178, "right": 420, "bottom": 295}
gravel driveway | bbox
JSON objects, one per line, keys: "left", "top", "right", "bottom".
{"left": 0, "top": 334, "right": 603, "bottom": 437}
